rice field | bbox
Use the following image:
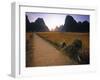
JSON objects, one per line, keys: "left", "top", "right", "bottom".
{"left": 36, "top": 32, "right": 89, "bottom": 48}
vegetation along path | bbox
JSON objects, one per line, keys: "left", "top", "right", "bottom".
{"left": 32, "top": 33, "right": 77, "bottom": 66}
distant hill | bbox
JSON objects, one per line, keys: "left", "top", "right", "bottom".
{"left": 26, "top": 15, "right": 49, "bottom": 32}
{"left": 55, "top": 15, "right": 89, "bottom": 32}
{"left": 26, "top": 15, "right": 89, "bottom": 32}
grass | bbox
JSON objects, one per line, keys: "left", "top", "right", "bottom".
{"left": 26, "top": 32, "right": 90, "bottom": 65}
{"left": 26, "top": 32, "right": 34, "bottom": 67}
{"left": 36, "top": 32, "right": 89, "bottom": 48}
{"left": 36, "top": 32, "right": 89, "bottom": 64}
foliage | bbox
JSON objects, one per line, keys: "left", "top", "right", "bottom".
{"left": 36, "top": 32, "right": 89, "bottom": 64}
{"left": 62, "top": 39, "right": 82, "bottom": 62}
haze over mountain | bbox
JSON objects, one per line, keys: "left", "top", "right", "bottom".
{"left": 54, "top": 15, "right": 89, "bottom": 32}
{"left": 26, "top": 15, "right": 89, "bottom": 32}
{"left": 26, "top": 15, "right": 49, "bottom": 32}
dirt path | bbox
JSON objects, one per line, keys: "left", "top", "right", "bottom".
{"left": 32, "top": 33, "right": 77, "bottom": 66}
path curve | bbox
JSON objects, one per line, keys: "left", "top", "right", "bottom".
{"left": 32, "top": 33, "right": 76, "bottom": 66}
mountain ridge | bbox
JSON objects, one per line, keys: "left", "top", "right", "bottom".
{"left": 26, "top": 15, "right": 89, "bottom": 32}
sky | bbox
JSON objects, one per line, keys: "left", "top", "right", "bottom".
{"left": 26, "top": 12, "right": 89, "bottom": 31}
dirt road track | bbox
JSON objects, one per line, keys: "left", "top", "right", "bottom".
{"left": 31, "top": 34, "right": 77, "bottom": 66}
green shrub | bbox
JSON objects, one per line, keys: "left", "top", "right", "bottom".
{"left": 72, "top": 39, "right": 82, "bottom": 50}
{"left": 63, "top": 39, "right": 82, "bottom": 62}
